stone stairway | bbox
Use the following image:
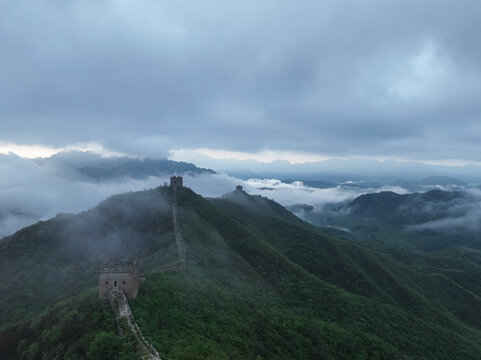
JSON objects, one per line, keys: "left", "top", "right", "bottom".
{"left": 172, "top": 187, "right": 186, "bottom": 269}
{"left": 109, "top": 290, "right": 161, "bottom": 360}
{"left": 103, "top": 185, "right": 190, "bottom": 359}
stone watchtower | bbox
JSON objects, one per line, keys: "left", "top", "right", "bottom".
{"left": 99, "top": 258, "right": 140, "bottom": 299}
{"left": 170, "top": 176, "right": 183, "bottom": 188}
{"left": 236, "top": 185, "right": 243, "bottom": 191}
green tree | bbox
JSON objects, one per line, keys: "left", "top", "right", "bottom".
{"left": 87, "top": 332, "right": 123, "bottom": 360}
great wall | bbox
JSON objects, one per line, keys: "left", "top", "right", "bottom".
{"left": 109, "top": 290, "right": 161, "bottom": 360}
{"left": 102, "top": 176, "right": 188, "bottom": 360}
{"left": 171, "top": 176, "right": 186, "bottom": 269}
{"left": 101, "top": 178, "right": 244, "bottom": 358}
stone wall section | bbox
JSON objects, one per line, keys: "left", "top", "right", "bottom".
{"left": 99, "top": 272, "right": 139, "bottom": 300}
{"left": 109, "top": 290, "right": 161, "bottom": 360}
{"left": 172, "top": 187, "right": 186, "bottom": 269}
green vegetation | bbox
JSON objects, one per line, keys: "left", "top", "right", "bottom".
{"left": 2, "top": 186, "right": 481, "bottom": 359}
{"left": 0, "top": 289, "right": 139, "bottom": 360}
{"left": 0, "top": 188, "right": 174, "bottom": 330}
{"left": 130, "top": 274, "right": 404, "bottom": 360}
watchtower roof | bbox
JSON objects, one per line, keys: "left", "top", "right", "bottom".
{"left": 100, "top": 257, "right": 138, "bottom": 274}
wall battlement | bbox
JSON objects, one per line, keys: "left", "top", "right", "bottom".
{"left": 100, "top": 258, "right": 137, "bottom": 273}
{"left": 170, "top": 176, "right": 183, "bottom": 188}
{"left": 99, "top": 258, "right": 139, "bottom": 299}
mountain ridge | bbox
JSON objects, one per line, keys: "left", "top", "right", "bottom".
{"left": 2, "top": 186, "right": 481, "bottom": 358}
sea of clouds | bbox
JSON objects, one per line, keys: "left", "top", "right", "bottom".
{"left": 0, "top": 153, "right": 411, "bottom": 237}
{"left": 3, "top": 152, "right": 479, "bottom": 239}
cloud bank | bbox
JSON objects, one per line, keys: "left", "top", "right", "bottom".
{"left": 0, "top": 154, "right": 168, "bottom": 238}
{"left": 1, "top": 152, "right": 410, "bottom": 238}
{"left": 245, "top": 178, "right": 362, "bottom": 207}
{"left": 1, "top": 1, "right": 481, "bottom": 162}
{"left": 409, "top": 189, "right": 481, "bottom": 234}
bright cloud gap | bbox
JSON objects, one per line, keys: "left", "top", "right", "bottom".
{"left": 0, "top": 142, "right": 128, "bottom": 159}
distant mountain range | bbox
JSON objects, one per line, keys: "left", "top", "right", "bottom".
{"left": 176, "top": 154, "right": 481, "bottom": 184}
{"left": 388, "top": 176, "right": 468, "bottom": 192}
{"left": 35, "top": 151, "right": 215, "bottom": 182}
{"left": 283, "top": 176, "right": 470, "bottom": 193}
{"left": 288, "top": 187, "right": 481, "bottom": 252}
{"left": 340, "top": 189, "right": 467, "bottom": 226}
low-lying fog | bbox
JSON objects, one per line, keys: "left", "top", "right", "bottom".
{"left": 1, "top": 152, "right": 480, "bottom": 238}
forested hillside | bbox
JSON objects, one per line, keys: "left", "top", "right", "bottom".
{"left": 2, "top": 187, "right": 481, "bottom": 359}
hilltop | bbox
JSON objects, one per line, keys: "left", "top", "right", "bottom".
{"left": 342, "top": 189, "right": 465, "bottom": 225}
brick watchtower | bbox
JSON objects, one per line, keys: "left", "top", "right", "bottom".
{"left": 170, "top": 176, "right": 183, "bottom": 189}
{"left": 99, "top": 258, "right": 139, "bottom": 299}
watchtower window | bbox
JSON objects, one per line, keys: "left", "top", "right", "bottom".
{"left": 105, "top": 281, "right": 108, "bottom": 285}
{"left": 114, "top": 280, "right": 118, "bottom": 288}
{"left": 123, "top": 281, "right": 126, "bottom": 284}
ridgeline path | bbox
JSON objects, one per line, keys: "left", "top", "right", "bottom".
{"left": 172, "top": 186, "right": 186, "bottom": 269}
{"left": 105, "top": 184, "right": 190, "bottom": 359}
{"left": 109, "top": 290, "right": 161, "bottom": 360}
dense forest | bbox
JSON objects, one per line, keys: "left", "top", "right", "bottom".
{"left": 2, "top": 186, "right": 481, "bottom": 359}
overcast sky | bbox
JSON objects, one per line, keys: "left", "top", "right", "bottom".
{"left": 1, "top": 0, "right": 481, "bottom": 163}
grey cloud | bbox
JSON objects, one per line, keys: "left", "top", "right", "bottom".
{"left": 409, "top": 189, "right": 481, "bottom": 234}
{"left": 0, "top": 153, "right": 166, "bottom": 237}
{"left": 1, "top": 1, "right": 481, "bottom": 160}
{"left": 0, "top": 213, "right": 36, "bottom": 239}
{"left": 0, "top": 152, "right": 240, "bottom": 237}
{"left": 245, "top": 178, "right": 362, "bottom": 207}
